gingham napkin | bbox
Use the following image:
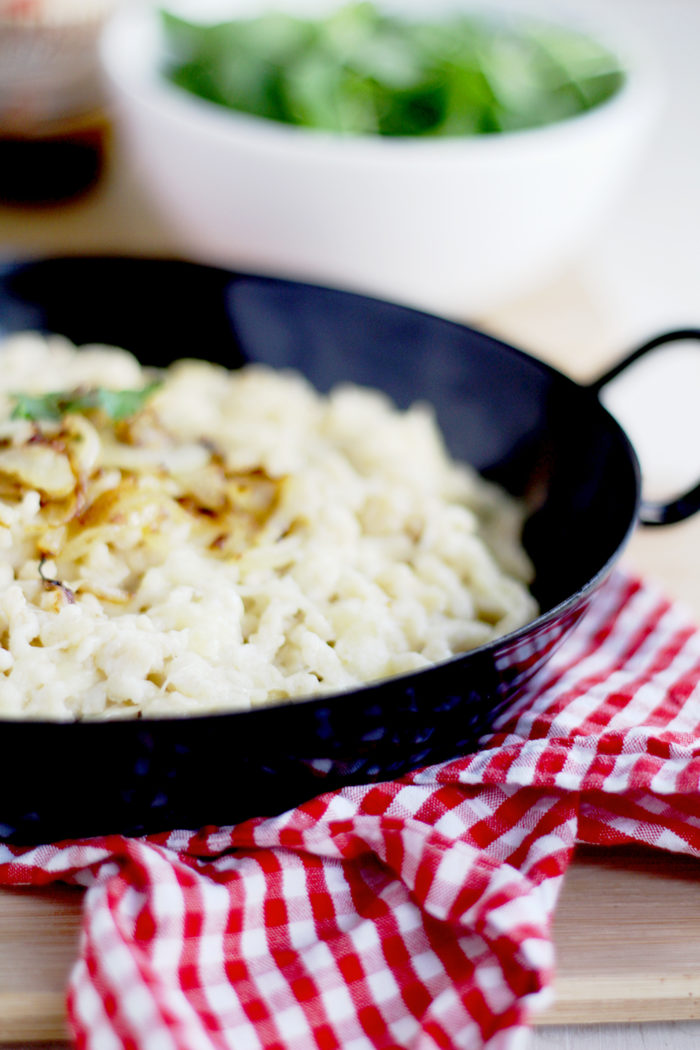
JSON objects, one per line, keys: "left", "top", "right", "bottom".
{"left": 2, "top": 569, "right": 700, "bottom": 1050}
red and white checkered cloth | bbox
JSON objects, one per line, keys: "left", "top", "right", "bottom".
{"left": 3, "top": 569, "right": 700, "bottom": 1050}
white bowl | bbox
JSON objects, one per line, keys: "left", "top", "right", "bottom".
{"left": 100, "top": 0, "right": 659, "bottom": 318}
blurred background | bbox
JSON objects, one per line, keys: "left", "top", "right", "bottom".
{"left": 0, "top": 0, "right": 697, "bottom": 352}
{"left": 486, "top": 0, "right": 700, "bottom": 364}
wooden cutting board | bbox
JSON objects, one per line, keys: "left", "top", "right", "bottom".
{"left": 1, "top": 844, "right": 699, "bottom": 1043}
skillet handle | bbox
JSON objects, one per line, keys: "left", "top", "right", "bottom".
{"left": 589, "top": 328, "right": 700, "bottom": 527}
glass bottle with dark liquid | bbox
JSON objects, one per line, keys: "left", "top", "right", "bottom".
{"left": 0, "top": 1, "right": 114, "bottom": 205}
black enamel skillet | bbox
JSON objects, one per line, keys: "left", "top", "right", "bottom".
{"left": 0, "top": 256, "right": 697, "bottom": 843}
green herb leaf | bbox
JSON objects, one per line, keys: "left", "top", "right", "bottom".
{"left": 10, "top": 392, "right": 65, "bottom": 422}
{"left": 92, "top": 383, "right": 162, "bottom": 421}
{"left": 10, "top": 382, "right": 162, "bottom": 423}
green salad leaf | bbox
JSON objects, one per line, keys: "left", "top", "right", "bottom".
{"left": 10, "top": 382, "right": 162, "bottom": 423}
{"left": 160, "top": 1, "right": 625, "bottom": 136}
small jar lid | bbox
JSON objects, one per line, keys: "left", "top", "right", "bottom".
{"left": 0, "top": 0, "right": 119, "bottom": 132}
{"left": 0, "top": 1, "right": 117, "bottom": 26}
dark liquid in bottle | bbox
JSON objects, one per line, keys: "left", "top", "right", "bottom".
{"left": 0, "top": 114, "right": 107, "bottom": 205}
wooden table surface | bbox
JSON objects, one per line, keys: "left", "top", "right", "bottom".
{"left": 1, "top": 8, "right": 700, "bottom": 1039}
{"left": 2, "top": 843, "right": 700, "bottom": 1047}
